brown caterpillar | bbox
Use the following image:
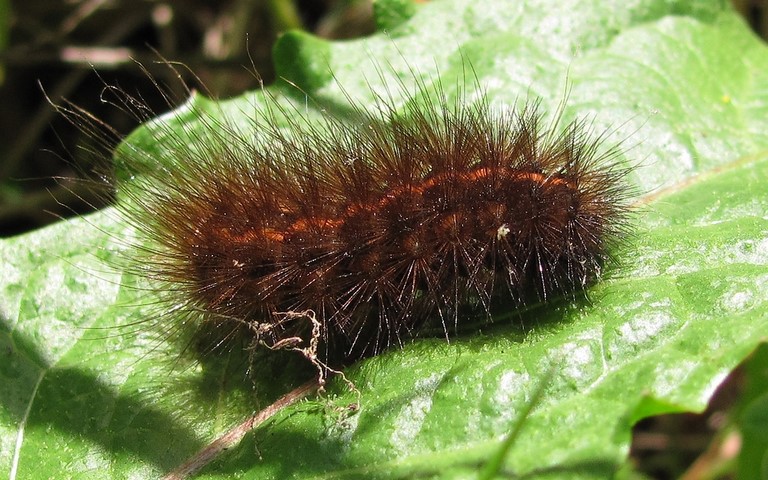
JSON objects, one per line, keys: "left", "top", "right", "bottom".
{"left": 61, "top": 69, "right": 632, "bottom": 371}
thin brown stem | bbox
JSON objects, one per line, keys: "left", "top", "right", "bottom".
{"left": 162, "top": 379, "right": 320, "bottom": 480}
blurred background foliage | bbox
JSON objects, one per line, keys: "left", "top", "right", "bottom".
{"left": 0, "top": 1, "right": 766, "bottom": 479}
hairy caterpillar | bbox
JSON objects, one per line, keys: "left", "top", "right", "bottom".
{"left": 59, "top": 64, "right": 632, "bottom": 375}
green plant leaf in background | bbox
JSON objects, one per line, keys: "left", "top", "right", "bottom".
{"left": 737, "top": 344, "right": 768, "bottom": 479}
{"left": 2, "top": 0, "right": 768, "bottom": 478}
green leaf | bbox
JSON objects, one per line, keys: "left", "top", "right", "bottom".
{"left": 737, "top": 345, "right": 768, "bottom": 479}
{"left": 3, "top": 0, "right": 768, "bottom": 478}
